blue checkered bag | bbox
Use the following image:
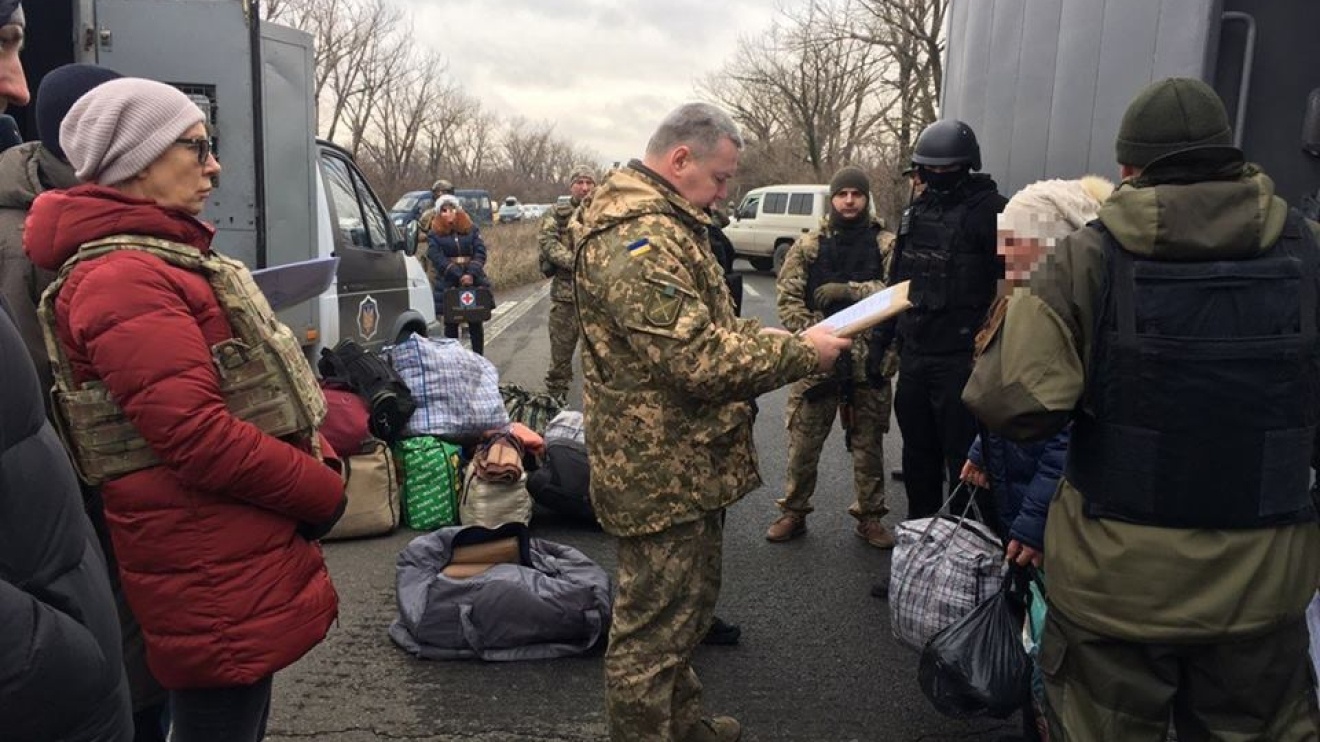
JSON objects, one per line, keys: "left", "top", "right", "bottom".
{"left": 387, "top": 334, "right": 508, "bottom": 440}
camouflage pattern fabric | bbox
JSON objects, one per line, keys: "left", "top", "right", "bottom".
{"left": 573, "top": 163, "right": 819, "bottom": 741}
{"left": 544, "top": 299, "right": 579, "bottom": 397}
{"left": 774, "top": 219, "right": 896, "bottom": 519}
{"left": 571, "top": 163, "right": 819, "bottom": 537}
{"left": 778, "top": 378, "right": 890, "bottom": 519}
{"left": 606, "top": 511, "right": 722, "bottom": 742}
{"left": 541, "top": 201, "right": 581, "bottom": 396}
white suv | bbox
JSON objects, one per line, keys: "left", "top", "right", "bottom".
{"left": 723, "top": 184, "right": 829, "bottom": 273}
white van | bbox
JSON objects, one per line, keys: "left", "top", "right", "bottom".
{"left": 723, "top": 184, "right": 829, "bottom": 273}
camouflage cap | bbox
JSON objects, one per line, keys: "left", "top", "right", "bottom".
{"left": 570, "top": 164, "right": 598, "bottom": 183}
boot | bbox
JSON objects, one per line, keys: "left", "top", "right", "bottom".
{"left": 701, "top": 616, "right": 741, "bottom": 646}
{"left": 765, "top": 512, "right": 806, "bottom": 542}
{"left": 855, "top": 519, "right": 895, "bottom": 549}
{"left": 684, "top": 716, "right": 742, "bottom": 742}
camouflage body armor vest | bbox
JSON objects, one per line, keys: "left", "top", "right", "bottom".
{"left": 38, "top": 235, "right": 327, "bottom": 485}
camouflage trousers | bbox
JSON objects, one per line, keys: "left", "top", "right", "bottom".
{"left": 1042, "top": 608, "right": 1320, "bottom": 741}
{"left": 606, "top": 511, "right": 723, "bottom": 742}
{"left": 778, "top": 377, "right": 891, "bottom": 520}
{"left": 544, "top": 297, "right": 579, "bottom": 397}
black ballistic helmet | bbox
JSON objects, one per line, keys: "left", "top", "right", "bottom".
{"left": 911, "top": 119, "right": 982, "bottom": 171}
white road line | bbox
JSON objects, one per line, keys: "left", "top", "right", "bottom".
{"left": 743, "top": 281, "right": 761, "bottom": 298}
{"left": 486, "top": 281, "right": 551, "bottom": 342}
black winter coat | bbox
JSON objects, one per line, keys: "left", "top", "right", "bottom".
{"left": 0, "top": 300, "right": 132, "bottom": 742}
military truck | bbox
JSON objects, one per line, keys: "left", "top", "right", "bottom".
{"left": 21, "top": 0, "right": 438, "bottom": 355}
{"left": 940, "top": 0, "right": 1319, "bottom": 205}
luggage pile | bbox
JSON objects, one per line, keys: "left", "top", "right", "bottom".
{"left": 313, "top": 335, "right": 597, "bottom": 540}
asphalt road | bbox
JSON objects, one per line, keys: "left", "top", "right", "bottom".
{"left": 266, "top": 265, "right": 1018, "bottom": 742}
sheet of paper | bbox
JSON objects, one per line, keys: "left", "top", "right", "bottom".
{"left": 251, "top": 257, "right": 340, "bottom": 311}
{"left": 809, "top": 280, "right": 913, "bottom": 338}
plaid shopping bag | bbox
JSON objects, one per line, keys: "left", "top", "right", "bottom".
{"left": 889, "top": 483, "right": 1005, "bottom": 651}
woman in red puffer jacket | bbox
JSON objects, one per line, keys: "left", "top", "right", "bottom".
{"left": 24, "top": 78, "right": 345, "bottom": 742}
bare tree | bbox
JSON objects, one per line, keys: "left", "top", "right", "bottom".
{"left": 700, "top": 2, "right": 894, "bottom": 182}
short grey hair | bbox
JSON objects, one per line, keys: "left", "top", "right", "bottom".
{"left": 645, "top": 102, "right": 744, "bottom": 159}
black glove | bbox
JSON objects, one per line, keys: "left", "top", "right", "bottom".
{"left": 813, "top": 282, "right": 855, "bottom": 308}
{"left": 298, "top": 495, "right": 348, "bottom": 542}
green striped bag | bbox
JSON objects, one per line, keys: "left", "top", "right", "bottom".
{"left": 394, "top": 436, "right": 463, "bottom": 530}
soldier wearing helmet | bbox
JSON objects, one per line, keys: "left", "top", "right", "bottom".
{"left": 889, "top": 119, "right": 1007, "bottom": 521}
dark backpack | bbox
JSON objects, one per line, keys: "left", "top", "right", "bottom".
{"left": 318, "top": 339, "right": 416, "bottom": 444}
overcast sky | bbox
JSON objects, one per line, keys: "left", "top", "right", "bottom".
{"left": 398, "top": 0, "right": 798, "bottom": 166}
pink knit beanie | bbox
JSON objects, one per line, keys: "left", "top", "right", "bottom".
{"left": 59, "top": 77, "right": 206, "bottom": 186}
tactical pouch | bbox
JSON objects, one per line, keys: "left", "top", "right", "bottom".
{"left": 39, "top": 236, "right": 327, "bottom": 485}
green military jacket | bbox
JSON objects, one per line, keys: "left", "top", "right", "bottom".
{"left": 538, "top": 200, "right": 577, "bottom": 302}
{"left": 776, "top": 216, "right": 897, "bottom": 384}
{"left": 572, "top": 164, "right": 819, "bottom": 537}
{"left": 964, "top": 151, "right": 1320, "bottom": 642}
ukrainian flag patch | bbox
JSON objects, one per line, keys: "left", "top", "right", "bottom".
{"left": 627, "top": 238, "right": 651, "bottom": 257}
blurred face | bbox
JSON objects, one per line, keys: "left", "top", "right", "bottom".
{"left": 670, "top": 137, "right": 739, "bottom": 209}
{"left": 570, "top": 176, "right": 595, "bottom": 201}
{"left": 0, "top": 21, "right": 28, "bottom": 112}
{"left": 128, "top": 122, "right": 220, "bottom": 215}
{"left": 831, "top": 188, "right": 868, "bottom": 220}
{"left": 998, "top": 230, "right": 1046, "bottom": 283}
{"left": 438, "top": 203, "right": 459, "bottom": 223}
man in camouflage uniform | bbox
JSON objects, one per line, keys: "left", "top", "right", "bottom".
{"left": 965, "top": 78, "right": 1320, "bottom": 739}
{"left": 766, "top": 166, "right": 898, "bottom": 548}
{"left": 539, "top": 164, "right": 597, "bottom": 399}
{"left": 415, "top": 178, "right": 455, "bottom": 238}
{"left": 573, "top": 102, "right": 850, "bottom": 742}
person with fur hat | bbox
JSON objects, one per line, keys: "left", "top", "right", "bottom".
{"left": 766, "top": 165, "right": 900, "bottom": 548}
{"left": 958, "top": 176, "right": 1111, "bottom": 741}
{"left": 965, "top": 77, "right": 1320, "bottom": 738}
{"left": 427, "top": 193, "right": 492, "bottom": 354}
{"left": 538, "top": 162, "right": 597, "bottom": 399}
{"left": 24, "top": 77, "right": 347, "bottom": 742}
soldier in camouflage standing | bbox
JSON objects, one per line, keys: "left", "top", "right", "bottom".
{"left": 573, "top": 102, "right": 850, "bottom": 742}
{"left": 766, "top": 166, "right": 898, "bottom": 548}
{"left": 539, "top": 164, "right": 597, "bottom": 400}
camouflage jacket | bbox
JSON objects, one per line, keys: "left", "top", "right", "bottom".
{"left": 538, "top": 200, "right": 577, "bottom": 302}
{"left": 776, "top": 216, "right": 896, "bottom": 384}
{"left": 963, "top": 152, "right": 1320, "bottom": 642}
{"left": 572, "top": 163, "right": 819, "bottom": 537}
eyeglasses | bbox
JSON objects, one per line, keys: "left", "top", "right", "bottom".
{"left": 174, "top": 137, "right": 214, "bottom": 165}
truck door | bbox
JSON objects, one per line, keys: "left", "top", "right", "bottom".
{"left": 89, "top": 0, "right": 260, "bottom": 266}
{"left": 318, "top": 147, "right": 412, "bottom": 349}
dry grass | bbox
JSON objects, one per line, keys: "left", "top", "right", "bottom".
{"left": 482, "top": 220, "right": 545, "bottom": 290}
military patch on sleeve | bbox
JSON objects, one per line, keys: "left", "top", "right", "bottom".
{"left": 627, "top": 238, "right": 652, "bottom": 258}
{"left": 642, "top": 281, "right": 683, "bottom": 327}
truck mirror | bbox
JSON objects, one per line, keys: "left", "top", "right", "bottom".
{"left": 396, "top": 224, "right": 416, "bottom": 256}
{"left": 1303, "top": 88, "right": 1320, "bottom": 157}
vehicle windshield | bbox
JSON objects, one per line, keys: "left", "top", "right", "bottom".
{"left": 391, "top": 194, "right": 421, "bottom": 212}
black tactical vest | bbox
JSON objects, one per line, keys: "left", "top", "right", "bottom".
{"left": 804, "top": 224, "right": 884, "bottom": 314}
{"left": 1068, "top": 213, "right": 1320, "bottom": 529}
{"left": 894, "top": 184, "right": 1003, "bottom": 355}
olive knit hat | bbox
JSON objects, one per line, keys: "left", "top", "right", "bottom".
{"left": 1115, "top": 77, "right": 1233, "bottom": 167}
{"left": 60, "top": 77, "right": 206, "bottom": 186}
{"left": 829, "top": 166, "right": 870, "bottom": 197}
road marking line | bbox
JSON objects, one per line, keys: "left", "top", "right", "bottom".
{"left": 487, "top": 281, "right": 552, "bottom": 342}
{"left": 744, "top": 282, "right": 761, "bottom": 298}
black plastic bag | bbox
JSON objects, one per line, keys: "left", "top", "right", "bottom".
{"left": 918, "top": 568, "right": 1032, "bottom": 719}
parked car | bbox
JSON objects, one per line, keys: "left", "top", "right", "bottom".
{"left": 497, "top": 196, "right": 523, "bottom": 223}
{"left": 456, "top": 188, "right": 494, "bottom": 225}
{"left": 723, "top": 184, "right": 830, "bottom": 273}
{"left": 390, "top": 190, "right": 433, "bottom": 230}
